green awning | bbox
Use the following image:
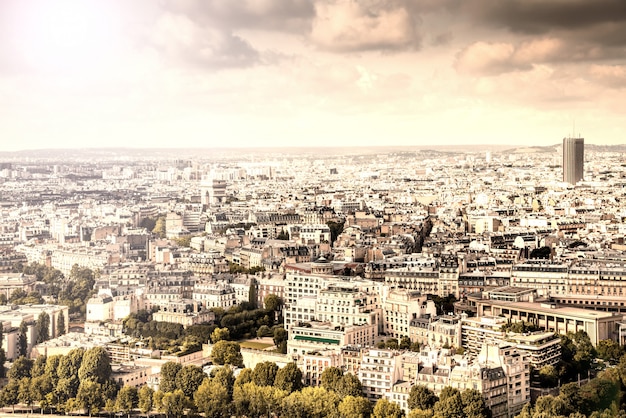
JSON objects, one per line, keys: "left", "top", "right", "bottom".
{"left": 294, "top": 335, "right": 340, "bottom": 344}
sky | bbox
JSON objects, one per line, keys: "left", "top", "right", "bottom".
{"left": 1, "top": 0, "right": 625, "bottom": 151}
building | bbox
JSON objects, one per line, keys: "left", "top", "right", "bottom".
{"left": 563, "top": 137, "right": 584, "bottom": 184}
{"left": 358, "top": 348, "right": 403, "bottom": 401}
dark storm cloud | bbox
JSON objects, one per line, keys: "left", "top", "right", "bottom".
{"left": 474, "top": 0, "right": 626, "bottom": 37}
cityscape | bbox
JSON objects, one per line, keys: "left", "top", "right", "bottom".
{"left": 2, "top": 0, "right": 626, "bottom": 418}
{"left": 0, "top": 140, "right": 625, "bottom": 418}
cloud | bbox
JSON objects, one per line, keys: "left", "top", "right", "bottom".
{"left": 589, "top": 64, "right": 626, "bottom": 88}
{"left": 164, "top": 0, "right": 315, "bottom": 33}
{"left": 151, "top": 12, "right": 259, "bottom": 69}
{"left": 455, "top": 37, "right": 624, "bottom": 76}
{"left": 310, "top": 0, "right": 421, "bottom": 52}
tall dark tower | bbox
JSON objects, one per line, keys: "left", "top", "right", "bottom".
{"left": 562, "top": 137, "right": 584, "bottom": 184}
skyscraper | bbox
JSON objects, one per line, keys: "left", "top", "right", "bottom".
{"left": 563, "top": 137, "right": 584, "bottom": 184}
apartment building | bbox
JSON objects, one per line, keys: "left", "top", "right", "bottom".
{"left": 358, "top": 349, "right": 403, "bottom": 401}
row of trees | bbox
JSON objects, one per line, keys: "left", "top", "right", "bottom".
{"left": 0, "top": 347, "right": 116, "bottom": 415}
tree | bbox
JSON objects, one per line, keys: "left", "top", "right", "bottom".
{"left": 17, "top": 321, "right": 28, "bottom": 357}
{"left": 152, "top": 217, "right": 166, "bottom": 238}
{"left": 45, "top": 354, "right": 63, "bottom": 383}
{"left": 321, "top": 366, "right": 344, "bottom": 393}
{"left": 0, "top": 379, "right": 19, "bottom": 411}
{"left": 234, "top": 368, "right": 253, "bottom": 387}
{"left": 281, "top": 386, "right": 339, "bottom": 418}
{"left": 116, "top": 386, "right": 139, "bottom": 418}
{"left": 159, "top": 362, "right": 182, "bottom": 393}
{"left": 373, "top": 397, "right": 404, "bottom": 418}
{"left": 76, "top": 380, "right": 104, "bottom": 417}
{"left": 533, "top": 395, "right": 567, "bottom": 417}
{"left": 339, "top": 395, "right": 372, "bottom": 418}
{"left": 161, "top": 390, "right": 187, "bottom": 418}
{"left": 408, "top": 385, "right": 438, "bottom": 411}
{"left": 273, "top": 326, "right": 288, "bottom": 347}
{"left": 138, "top": 385, "right": 154, "bottom": 417}
{"left": 57, "top": 313, "right": 66, "bottom": 336}
{"left": 8, "top": 356, "right": 33, "bottom": 380}
{"left": 596, "top": 339, "right": 623, "bottom": 364}
{"left": 538, "top": 365, "right": 559, "bottom": 388}
{"left": 35, "top": 311, "right": 50, "bottom": 343}
{"left": 558, "top": 382, "right": 583, "bottom": 416}
{"left": 31, "top": 355, "right": 47, "bottom": 378}
{"left": 252, "top": 361, "right": 279, "bottom": 387}
{"left": 433, "top": 391, "right": 464, "bottom": 418}
{"left": 174, "top": 364, "right": 206, "bottom": 398}
{"left": 264, "top": 294, "right": 281, "bottom": 312}
{"left": 211, "top": 340, "right": 244, "bottom": 367}
{"left": 30, "top": 374, "right": 54, "bottom": 410}
{"left": 337, "top": 373, "right": 363, "bottom": 397}
{"left": 210, "top": 327, "right": 230, "bottom": 343}
{"left": 212, "top": 366, "right": 235, "bottom": 397}
{"left": 460, "top": 389, "right": 489, "bottom": 418}
{"left": 78, "top": 346, "right": 111, "bottom": 384}
{"left": 195, "top": 378, "right": 230, "bottom": 418}
{"left": 274, "top": 362, "right": 303, "bottom": 393}
{"left": 18, "top": 377, "right": 34, "bottom": 413}
{"left": 327, "top": 220, "right": 345, "bottom": 245}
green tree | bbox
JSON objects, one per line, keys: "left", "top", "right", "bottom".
{"left": 0, "top": 379, "right": 19, "bottom": 411}
{"left": 539, "top": 365, "right": 559, "bottom": 388}
{"left": 281, "top": 386, "right": 339, "bottom": 418}
{"left": 8, "top": 356, "right": 33, "bottom": 380}
{"left": 273, "top": 326, "right": 288, "bottom": 347}
{"left": 211, "top": 340, "right": 244, "bottom": 367}
{"left": 408, "top": 385, "right": 438, "bottom": 411}
{"left": 138, "top": 385, "right": 154, "bottom": 417}
{"left": 337, "top": 373, "right": 363, "bottom": 397}
{"left": 234, "top": 367, "right": 253, "bottom": 387}
{"left": 558, "top": 382, "right": 583, "bottom": 416}
{"left": 264, "top": 294, "right": 281, "bottom": 312}
{"left": 373, "top": 397, "right": 404, "bottom": 418}
{"left": 17, "top": 321, "right": 28, "bottom": 357}
{"left": 78, "top": 346, "right": 111, "bottom": 384}
{"left": 76, "top": 380, "right": 104, "bottom": 417}
{"left": 212, "top": 366, "right": 235, "bottom": 397}
{"left": 460, "top": 389, "right": 489, "bottom": 418}
{"left": 533, "top": 395, "right": 567, "bottom": 417}
{"left": 57, "top": 313, "right": 66, "bottom": 336}
{"left": 153, "top": 217, "right": 166, "bottom": 238}
{"left": 58, "top": 348, "right": 85, "bottom": 379}
{"left": 116, "top": 386, "right": 139, "bottom": 418}
{"left": 159, "top": 362, "right": 182, "bottom": 393}
{"left": 104, "top": 398, "right": 118, "bottom": 418}
{"left": 31, "top": 355, "right": 47, "bottom": 378}
{"left": 161, "top": 390, "right": 188, "bottom": 418}
{"left": 45, "top": 354, "right": 63, "bottom": 383}
{"left": 195, "top": 378, "right": 230, "bottom": 418}
{"left": 596, "top": 339, "right": 623, "bottom": 364}
{"left": 35, "top": 311, "right": 50, "bottom": 343}
{"left": 252, "top": 361, "right": 279, "bottom": 387}
{"left": 433, "top": 390, "right": 463, "bottom": 418}
{"left": 274, "top": 362, "right": 303, "bottom": 393}
{"left": 30, "top": 374, "right": 54, "bottom": 410}
{"left": 339, "top": 395, "right": 372, "bottom": 418}
{"left": 18, "top": 377, "right": 34, "bottom": 412}
{"left": 174, "top": 364, "right": 206, "bottom": 399}
{"left": 210, "top": 327, "right": 230, "bottom": 343}
{"left": 321, "top": 366, "right": 344, "bottom": 393}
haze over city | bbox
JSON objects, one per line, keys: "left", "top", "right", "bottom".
{"left": 1, "top": 0, "right": 625, "bottom": 151}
